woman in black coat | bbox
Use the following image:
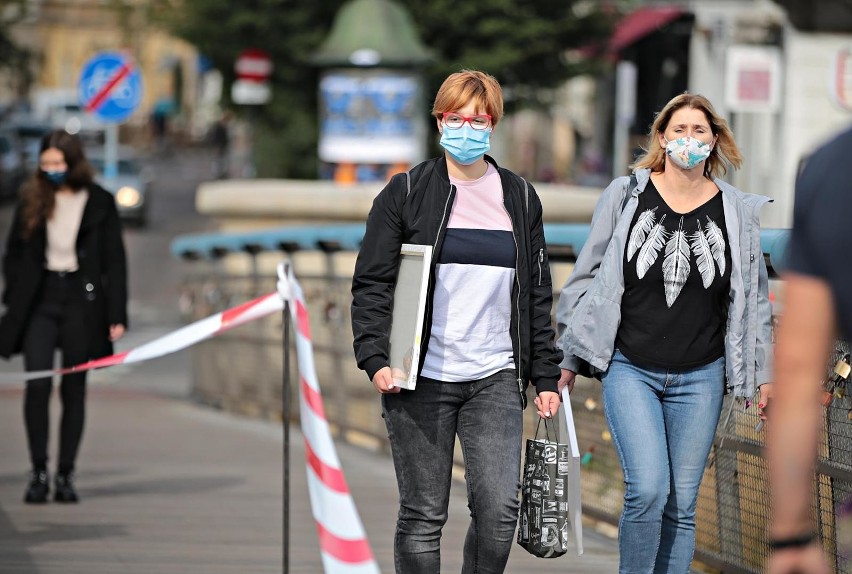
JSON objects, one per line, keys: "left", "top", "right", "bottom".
{"left": 0, "top": 129, "right": 127, "bottom": 504}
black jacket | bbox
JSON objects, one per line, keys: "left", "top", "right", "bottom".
{"left": 0, "top": 184, "right": 128, "bottom": 359}
{"left": 351, "top": 156, "right": 562, "bottom": 400}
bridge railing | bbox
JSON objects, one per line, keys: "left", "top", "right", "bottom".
{"left": 172, "top": 224, "right": 852, "bottom": 574}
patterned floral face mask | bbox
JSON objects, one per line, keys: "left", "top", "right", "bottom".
{"left": 664, "top": 136, "right": 712, "bottom": 170}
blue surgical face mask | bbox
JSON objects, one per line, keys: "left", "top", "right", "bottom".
{"left": 439, "top": 124, "right": 491, "bottom": 165}
{"left": 41, "top": 170, "right": 68, "bottom": 186}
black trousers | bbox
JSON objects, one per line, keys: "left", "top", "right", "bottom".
{"left": 22, "top": 271, "right": 89, "bottom": 474}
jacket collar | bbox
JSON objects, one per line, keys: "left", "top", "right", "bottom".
{"left": 714, "top": 177, "right": 772, "bottom": 209}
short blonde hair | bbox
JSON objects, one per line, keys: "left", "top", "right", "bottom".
{"left": 431, "top": 70, "right": 504, "bottom": 126}
{"left": 632, "top": 93, "right": 743, "bottom": 178}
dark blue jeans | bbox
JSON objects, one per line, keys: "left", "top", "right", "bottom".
{"left": 381, "top": 369, "right": 523, "bottom": 574}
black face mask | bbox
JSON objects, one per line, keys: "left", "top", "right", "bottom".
{"left": 41, "top": 170, "right": 68, "bottom": 187}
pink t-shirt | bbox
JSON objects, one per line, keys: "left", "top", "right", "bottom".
{"left": 421, "top": 163, "right": 516, "bottom": 382}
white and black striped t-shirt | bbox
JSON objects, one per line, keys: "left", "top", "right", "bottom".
{"left": 421, "top": 164, "right": 516, "bottom": 382}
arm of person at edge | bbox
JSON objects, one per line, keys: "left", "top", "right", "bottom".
{"left": 766, "top": 273, "right": 834, "bottom": 574}
{"left": 554, "top": 176, "right": 629, "bottom": 399}
{"left": 351, "top": 174, "right": 407, "bottom": 395}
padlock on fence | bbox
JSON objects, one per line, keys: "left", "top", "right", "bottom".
{"left": 822, "top": 353, "right": 851, "bottom": 408}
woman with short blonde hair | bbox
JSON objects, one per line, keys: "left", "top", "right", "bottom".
{"left": 352, "top": 69, "right": 562, "bottom": 573}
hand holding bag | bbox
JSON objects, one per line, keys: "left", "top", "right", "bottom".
{"left": 517, "top": 417, "right": 571, "bottom": 558}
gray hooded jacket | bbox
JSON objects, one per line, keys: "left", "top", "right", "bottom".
{"left": 556, "top": 168, "right": 773, "bottom": 398}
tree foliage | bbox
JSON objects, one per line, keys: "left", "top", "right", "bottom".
{"left": 167, "top": 0, "right": 615, "bottom": 178}
{"left": 399, "top": 0, "right": 614, "bottom": 104}
{"left": 0, "top": 0, "right": 35, "bottom": 99}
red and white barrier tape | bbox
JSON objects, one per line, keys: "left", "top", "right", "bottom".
{"left": 282, "top": 265, "right": 381, "bottom": 574}
{"left": 0, "top": 292, "right": 285, "bottom": 383}
{"left": 0, "top": 263, "right": 382, "bottom": 574}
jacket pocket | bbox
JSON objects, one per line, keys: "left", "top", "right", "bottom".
{"left": 535, "top": 248, "right": 551, "bottom": 287}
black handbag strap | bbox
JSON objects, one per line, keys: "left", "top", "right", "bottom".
{"left": 534, "top": 416, "right": 556, "bottom": 442}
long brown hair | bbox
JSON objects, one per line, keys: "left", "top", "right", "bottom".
{"left": 632, "top": 93, "right": 743, "bottom": 178}
{"left": 20, "top": 129, "right": 94, "bottom": 238}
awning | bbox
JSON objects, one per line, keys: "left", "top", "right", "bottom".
{"left": 610, "top": 6, "right": 689, "bottom": 53}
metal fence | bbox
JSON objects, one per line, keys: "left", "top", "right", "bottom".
{"left": 176, "top": 249, "right": 852, "bottom": 574}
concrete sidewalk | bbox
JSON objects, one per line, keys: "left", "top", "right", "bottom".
{"left": 0, "top": 346, "right": 620, "bottom": 573}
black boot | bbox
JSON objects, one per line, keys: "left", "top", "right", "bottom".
{"left": 24, "top": 470, "right": 49, "bottom": 504}
{"left": 54, "top": 471, "right": 79, "bottom": 503}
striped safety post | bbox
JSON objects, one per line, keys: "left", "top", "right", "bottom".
{"left": 280, "top": 264, "right": 382, "bottom": 574}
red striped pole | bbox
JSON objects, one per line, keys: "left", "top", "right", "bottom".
{"left": 282, "top": 264, "right": 381, "bottom": 573}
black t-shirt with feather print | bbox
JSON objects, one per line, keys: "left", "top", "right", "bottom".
{"left": 616, "top": 179, "right": 732, "bottom": 370}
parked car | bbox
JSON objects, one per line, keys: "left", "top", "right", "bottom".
{"left": 87, "top": 147, "right": 152, "bottom": 226}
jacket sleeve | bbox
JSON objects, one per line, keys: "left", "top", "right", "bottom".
{"left": 555, "top": 176, "right": 629, "bottom": 372}
{"left": 754, "top": 249, "right": 773, "bottom": 387}
{"left": 351, "top": 174, "right": 407, "bottom": 381}
{"left": 527, "top": 184, "right": 563, "bottom": 394}
{"left": 101, "top": 191, "right": 128, "bottom": 328}
{"left": 1, "top": 204, "right": 24, "bottom": 307}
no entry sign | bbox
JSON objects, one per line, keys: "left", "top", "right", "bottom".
{"left": 232, "top": 48, "right": 273, "bottom": 105}
{"left": 78, "top": 52, "right": 143, "bottom": 123}
{"left": 235, "top": 49, "right": 273, "bottom": 81}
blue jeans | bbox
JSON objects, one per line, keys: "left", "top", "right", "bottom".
{"left": 381, "top": 369, "right": 523, "bottom": 574}
{"left": 602, "top": 350, "right": 725, "bottom": 574}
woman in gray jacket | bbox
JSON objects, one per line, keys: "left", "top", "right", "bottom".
{"left": 556, "top": 93, "right": 773, "bottom": 574}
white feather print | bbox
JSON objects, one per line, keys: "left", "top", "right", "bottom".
{"left": 662, "top": 218, "right": 691, "bottom": 307}
{"left": 626, "top": 207, "right": 658, "bottom": 262}
{"left": 635, "top": 214, "right": 668, "bottom": 279}
{"left": 690, "top": 220, "right": 715, "bottom": 288}
{"left": 704, "top": 216, "right": 726, "bottom": 276}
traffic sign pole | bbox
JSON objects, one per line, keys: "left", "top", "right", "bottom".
{"left": 233, "top": 49, "right": 273, "bottom": 178}
{"left": 104, "top": 123, "right": 119, "bottom": 191}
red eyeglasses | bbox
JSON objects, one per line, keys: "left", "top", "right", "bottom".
{"left": 441, "top": 112, "right": 492, "bottom": 131}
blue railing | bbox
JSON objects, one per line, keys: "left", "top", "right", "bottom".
{"left": 172, "top": 224, "right": 791, "bottom": 276}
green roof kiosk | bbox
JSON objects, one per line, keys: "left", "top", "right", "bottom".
{"left": 311, "top": 0, "right": 434, "bottom": 183}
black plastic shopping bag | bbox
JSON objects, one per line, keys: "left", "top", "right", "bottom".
{"left": 517, "top": 418, "right": 571, "bottom": 558}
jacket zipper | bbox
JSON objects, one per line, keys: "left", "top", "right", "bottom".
{"left": 502, "top": 198, "right": 525, "bottom": 407}
{"left": 419, "top": 184, "right": 454, "bottom": 373}
{"left": 433, "top": 185, "right": 453, "bottom": 262}
{"left": 537, "top": 248, "right": 544, "bottom": 287}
